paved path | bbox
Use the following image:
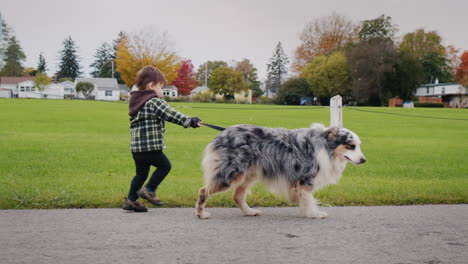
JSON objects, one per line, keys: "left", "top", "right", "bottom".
{"left": 1, "top": 205, "right": 467, "bottom": 264}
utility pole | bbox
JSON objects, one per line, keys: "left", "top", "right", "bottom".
{"left": 111, "top": 60, "right": 114, "bottom": 79}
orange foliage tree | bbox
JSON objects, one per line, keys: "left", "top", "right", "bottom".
{"left": 291, "top": 12, "right": 359, "bottom": 75}
{"left": 456, "top": 51, "right": 468, "bottom": 87}
{"left": 116, "top": 28, "right": 181, "bottom": 88}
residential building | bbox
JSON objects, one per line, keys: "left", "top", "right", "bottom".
{"left": 415, "top": 82, "right": 467, "bottom": 108}
{"left": 75, "top": 78, "right": 119, "bottom": 101}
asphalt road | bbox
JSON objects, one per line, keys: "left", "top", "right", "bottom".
{"left": 1, "top": 205, "right": 467, "bottom": 264}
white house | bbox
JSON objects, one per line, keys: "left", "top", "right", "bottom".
{"left": 75, "top": 78, "right": 119, "bottom": 101}
{"left": 415, "top": 81, "right": 468, "bottom": 108}
{"left": 0, "top": 76, "right": 34, "bottom": 97}
{"left": 190, "top": 86, "right": 252, "bottom": 103}
{"left": 162, "top": 85, "right": 178, "bottom": 98}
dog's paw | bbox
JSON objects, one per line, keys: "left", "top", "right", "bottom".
{"left": 305, "top": 210, "right": 328, "bottom": 219}
{"left": 197, "top": 211, "right": 211, "bottom": 219}
{"left": 243, "top": 209, "right": 263, "bottom": 216}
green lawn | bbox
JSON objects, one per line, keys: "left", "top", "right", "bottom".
{"left": 0, "top": 99, "right": 467, "bottom": 209}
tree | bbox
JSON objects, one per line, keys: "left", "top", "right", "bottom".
{"left": 0, "top": 36, "right": 26, "bottom": 76}
{"left": 446, "top": 45, "right": 460, "bottom": 77}
{"left": 359, "top": 14, "right": 397, "bottom": 41}
{"left": 292, "top": 12, "right": 359, "bottom": 74}
{"left": 234, "top": 58, "right": 260, "bottom": 97}
{"left": 420, "top": 52, "right": 453, "bottom": 83}
{"left": 384, "top": 51, "right": 425, "bottom": 101}
{"left": 90, "top": 42, "right": 114, "bottom": 77}
{"left": 301, "top": 51, "right": 351, "bottom": 104}
{"left": 0, "top": 15, "right": 13, "bottom": 70}
{"left": 75, "top": 82, "right": 94, "bottom": 98}
{"left": 266, "top": 42, "right": 289, "bottom": 94}
{"left": 196, "top": 60, "right": 228, "bottom": 86}
{"left": 57, "top": 36, "right": 82, "bottom": 80}
{"left": 347, "top": 38, "right": 399, "bottom": 106}
{"left": 172, "top": 59, "right": 197, "bottom": 95}
{"left": 33, "top": 73, "right": 51, "bottom": 98}
{"left": 455, "top": 51, "right": 468, "bottom": 87}
{"left": 210, "top": 67, "right": 249, "bottom": 100}
{"left": 37, "top": 52, "right": 47, "bottom": 73}
{"left": 399, "top": 29, "right": 446, "bottom": 59}
{"left": 275, "top": 78, "right": 312, "bottom": 105}
{"left": 116, "top": 27, "right": 181, "bottom": 88}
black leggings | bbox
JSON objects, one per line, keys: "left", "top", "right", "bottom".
{"left": 128, "top": 151, "right": 172, "bottom": 201}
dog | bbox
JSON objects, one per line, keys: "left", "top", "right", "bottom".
{"left": 196, "top": 123, "right": 366, "bottom": 219}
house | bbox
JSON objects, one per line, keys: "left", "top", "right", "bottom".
{"left": 75, "top": 78, "right": 119, "bottom": 101}
{"left": 190, "top": 86, "right": 210, "bottom": 97}
{"left": 162, "top": 85, "right": 178, "bottom": 98}
{"left": 0, "top": 76, "right": 34, "bottom": 97}
{"left": 415, "top": 81, "right": 467, "bottom": 108}
{"left": 190, "top": 86, "right": 252, "bottom": 103}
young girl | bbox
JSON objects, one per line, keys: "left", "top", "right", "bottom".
{"left": 123, "top": 66, "right": 202, "bottom": 212}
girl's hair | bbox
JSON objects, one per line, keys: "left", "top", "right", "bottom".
{"left": 136, "top": 66, "right": 166, "bottom": 90}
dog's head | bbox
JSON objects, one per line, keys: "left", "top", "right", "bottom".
{"left": 325, "top": 127, "right": 366, "bottom": 165}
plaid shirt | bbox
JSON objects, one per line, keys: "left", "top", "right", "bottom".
{"left": 130, "top": 98, "right": 191, "bottom": 152}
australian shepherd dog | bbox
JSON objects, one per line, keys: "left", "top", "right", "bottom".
{"left": 196, "top": 123, "right": 366, "bottom": 219}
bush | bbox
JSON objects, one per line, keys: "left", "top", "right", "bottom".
{"left": 414, "top": 102, "right": 444, "bottom": 108}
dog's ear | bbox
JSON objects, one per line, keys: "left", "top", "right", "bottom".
{"left": 325, "top": 127, "right": 339, "bottom": 142}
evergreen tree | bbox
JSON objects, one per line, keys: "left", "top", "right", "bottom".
{"left": 37, "top": 52, "right": 47, "bottom": 73}
{"left": 0, "top": 36, "right": 26, "bottom": 76}
{"left": 111, "top": 31, "right": 125, "bottom": 84}
{"left": 57, "top": 36, "right": 81, "bottom": 80}
{"left": 89, "top": 42, "right": 113, "bottom": 77}
{"left": 266, "top": 42, "right": 289, "bottom": 94}
{"left": 0, "top": 15, "right": 13, "bottom": 70}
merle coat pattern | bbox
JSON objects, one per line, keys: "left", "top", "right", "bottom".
{"left": 196, "top": 123, "right": 366, "bottom": 219}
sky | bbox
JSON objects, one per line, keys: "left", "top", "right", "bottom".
{"left": 1, "top": 0, "right": 467, "bottom": 82}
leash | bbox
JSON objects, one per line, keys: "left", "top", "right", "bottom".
{"left": 201, "top": 122, "right": 225, "bottom": 131}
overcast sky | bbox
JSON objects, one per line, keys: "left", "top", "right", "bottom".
{"left": 1, "top": 0, "right": 467, "bottom": 81}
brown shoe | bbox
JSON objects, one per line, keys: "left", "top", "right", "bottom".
{"left": 137, "top": 188, "right": 162, "bottom": 206}
{"left": 122, "top": 198, "right": 148, "bottom": 212}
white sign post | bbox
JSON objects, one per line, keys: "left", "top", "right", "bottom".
{"left": 330, "top": 95, "right": 343, "bottom": 128}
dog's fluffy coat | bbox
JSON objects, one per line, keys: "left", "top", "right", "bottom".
{"left": 196, "top": 123, "right": 366, "bottom": 219}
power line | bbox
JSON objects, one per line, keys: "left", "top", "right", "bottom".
{"left": 346, "top": 107, "right": 468, "bottom": 121}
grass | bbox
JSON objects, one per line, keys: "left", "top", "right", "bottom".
{"left": 0, "top": 99, "right": 467, "bottom": 209}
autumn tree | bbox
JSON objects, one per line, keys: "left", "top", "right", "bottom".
{"left": 234, "top": 58, "right": 260, "bottom": 96}
{"left": 292, "top": 12, "right": 359, "bottom": 74}
{"left": 0, "top": 36, "right": 26, "bottom": 76}
{"left": 275, "top": 78, "right": 312, "bottom": 105}
{"left": 196, "top": 60, "right": 228, "bottom": 86}
{"left": 446, "top": 45, "right": 460, "bottom": 77}
{"left": 33, "top": 72, "right": 51, "bottom": 98}
{"left": 359, "top": 14, "right": 397, "bottom": 41}
{"left": 347, "top": 38, "right": 399, "bottom": 106}
{"left": 57, "top": 36, "right": 82, "bottom": 80}
{"left": 301, "top": 51, "right": 351, "bottom": 104}
{"left": 90, "top": 42, "right": 114, "bottom": 77}
{"left": 399, "top": 29, "right": 446, "bottom": 59}
{"left": 116, "top": 27, "right": 181, "bottom": 88}
{"left": 210, "top": 67, "right": 249, "bottom": 100}
{"left": 266, "top": 42, "right": 289, "bottom": 94}
{"left": 455, "top": 51, "right": 468, "bottom": 87}
{"left": 37, "top": 52, "right": 47, "bottom": 73}
{"left": 172, "top": 59, "right": 197, "bottom": 95}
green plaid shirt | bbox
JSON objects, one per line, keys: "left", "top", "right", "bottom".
{"left": 130, "top": 98, "right": 191, "bottom": 152}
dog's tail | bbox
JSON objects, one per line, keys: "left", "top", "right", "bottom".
{"left": 202, "top": 122, "right": 225, "bottom": 131}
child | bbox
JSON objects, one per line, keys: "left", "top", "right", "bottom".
{"left": 123, "top": 66, "right": 202, "bottom": 212}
